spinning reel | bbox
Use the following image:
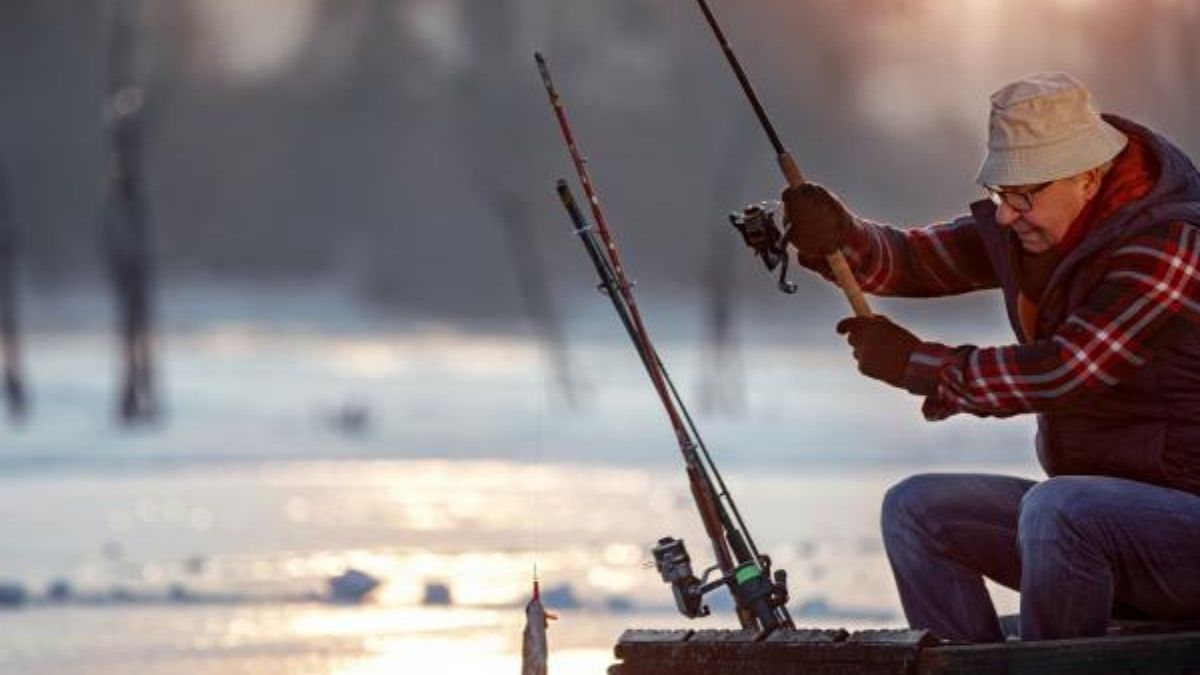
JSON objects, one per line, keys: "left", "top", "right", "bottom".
{"left": 652, "top": 536, "right": 792, "bottom": 636}
{"left": 729, "top": 201, "right": 797, "bottom": 294}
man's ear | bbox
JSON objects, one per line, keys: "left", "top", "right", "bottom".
{"left": 1080, "top": 166, "right": 1106, "bottom": 200}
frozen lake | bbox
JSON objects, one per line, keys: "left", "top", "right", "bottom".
{"left": 0, "top": 321, "right": 1039, "bottom": 673}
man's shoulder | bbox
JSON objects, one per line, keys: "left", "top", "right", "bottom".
{"left": 1105, "top": 220, "right": 1200, "bottom": 262}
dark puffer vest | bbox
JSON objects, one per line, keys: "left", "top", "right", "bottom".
{"left": 971, "top": 116, "right": 1200, "bottom": 494}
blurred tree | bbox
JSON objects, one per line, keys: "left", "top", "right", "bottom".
{"left": 0, "top": 161, "right": 28, "bottom": 424}
{"left": 456, "top": 0, "right": 582, "bottom": 407}
{"left": 99, "top": 0, "right": 159, "bottom": 425}
{"left": 1, "top": 0, "right": 1196, "bottom": 328}
{"left": 698, "top": 122, "right": 756, "bottom": 416}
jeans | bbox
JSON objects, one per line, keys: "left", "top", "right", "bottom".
{"left": 881, "top": 473, "right": 1200, "bottom": 642}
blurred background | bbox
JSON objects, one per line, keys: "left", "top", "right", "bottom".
{"left": 0, "top": 1, "right": 1197, "bottom": 673}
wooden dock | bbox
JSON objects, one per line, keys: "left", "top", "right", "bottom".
{"left": 610, "top": 625, "right": 1200, "bottom": 674}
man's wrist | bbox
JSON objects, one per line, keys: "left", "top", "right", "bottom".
{"left": 902, "top": 341, "right": 957, "bottom": 396}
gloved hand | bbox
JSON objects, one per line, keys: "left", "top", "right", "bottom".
{"left": 781, "top": 183, "right": 853, "bottom": 256}
{"left": 835, "top": 315, "right": 920, "bottom": 389}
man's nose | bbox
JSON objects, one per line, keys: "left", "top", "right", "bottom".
{"left": 994, "top": 201, "right": 1020, "bottom": 226}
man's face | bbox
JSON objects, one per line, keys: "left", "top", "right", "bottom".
{"left": 992, "top": 173, "right": 1100, "bottom": 254}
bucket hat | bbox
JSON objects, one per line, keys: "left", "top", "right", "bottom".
{"left": 976, "top": 72, "right": 1128, "bottom": 187}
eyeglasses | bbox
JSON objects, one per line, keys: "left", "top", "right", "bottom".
{"left": 984, "top": 181, "right": 1053, "bottom": 213}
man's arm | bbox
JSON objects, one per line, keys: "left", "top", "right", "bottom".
{"left": 796, "top": 214, "right": 999, "bottom": 297}
{"left": 906, "top": 221, "right": 1200, "bottom": 419}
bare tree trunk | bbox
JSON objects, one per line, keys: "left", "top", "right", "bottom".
{"left": 459, "top": 0, "right": 582, "bottom": 408}
{"left": 698, "top": 121, "right": 757, "bottom": 416}
{"left": 0, "top": 162, "right": 28, "bottom": 424}
{"left": 101, "top": 0, "right": 159, "bottom": 426}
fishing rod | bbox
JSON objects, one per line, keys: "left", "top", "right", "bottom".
{"left": 534, "top": 53, "right": 765, "bottom": 576}
{"left": 539, "top": 52, "right": 791, "bottom": 636}
{"left": 693, "top": 0, "right": 873, "bottom": 318}
{"left": 556, "top": 181, "right": 791, "bottom": 636}
{"left": 535, "top": 48, "right": 731, "bottom": 586}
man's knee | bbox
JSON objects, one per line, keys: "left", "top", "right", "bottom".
{"left": 881, "top": 473, "right": 944, "bottom": 539}
{"left": 1018, "top": 476, "right": 1108, "bottom": 543}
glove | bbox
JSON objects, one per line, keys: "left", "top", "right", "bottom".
{"left": 835, "top": 315, "right": 920, "bottom": 389}
{"left": 781, "top": 183, "right": 853, "bottom": 256}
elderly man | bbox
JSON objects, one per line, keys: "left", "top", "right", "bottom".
{"left": 781, "top": 72, "right": 1200, "bottom": 642}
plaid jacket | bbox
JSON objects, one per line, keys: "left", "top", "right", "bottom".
{"left": 798, "top": 118, "right": 1200, "bottom": 424}
{"left": 801, "top": 117, "right": 1200, "bottom": 492}
{"left": 831, "top": 215, "right": 1200, "bottom": 421}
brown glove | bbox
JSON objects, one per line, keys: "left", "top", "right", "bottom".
{"left": 835, "top": 315, "right": 920, "bottom": 389}
{"left": 780, "top": 183, "right": 853, "bottom": 256}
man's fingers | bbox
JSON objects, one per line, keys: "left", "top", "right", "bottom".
{"left": 837, "top": 316, "right": 896, "bottom": 334}
{"left": 835, "top": 317, "right": 858, "bottom": 335}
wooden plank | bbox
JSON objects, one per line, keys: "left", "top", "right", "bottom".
{"left": 612, "top": 626, "right": 1200, "bottom": 675}
{"left": 613, "top": 628, "right": 930, "bottom": 675}
{"left": 765, "top": 628, "right": 852, "bottom": 644}
{"left": 848, "top": 629, "right": 937, "bottom": 647}
{"left": 691, "top": 629, "right": 760, "bottom": 643}
{"left": 613, "top": 661, "right": 909, "bottom": 675}
{"left": 617, "top": 629, "right": 694, "bottom": 645}
{"left": 918, "top": 630, "right": 1200, "bottom": 675}
{"left": 1108, "top": 619, "right": 1200, "bottom": 637}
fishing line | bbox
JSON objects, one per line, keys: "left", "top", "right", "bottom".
{"left": 527, "top": 331, "right": 548, "bottom": 582}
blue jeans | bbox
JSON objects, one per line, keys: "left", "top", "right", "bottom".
{"left": 881, "top": 473, "right": 1200, "bottom": 642}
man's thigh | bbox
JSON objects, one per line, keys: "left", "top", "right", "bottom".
{"left": 1027, "top": 475, "right": 1200, "bottom": 619}
{"left": 886, "top": 472, "right": 1034, "bottom": 589}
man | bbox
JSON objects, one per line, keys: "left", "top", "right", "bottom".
{"left": 779, "top": 72, "right": 1200, "bottom": 642}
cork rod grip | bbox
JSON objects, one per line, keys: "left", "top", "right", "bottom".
{"left": 778, "top": 151, "right": 872, "bottom": 318}
{"left": 777, "top": 152, "right": 805, "bottom": 187}
{"left": 826, "top": 252, "right": 872, "bottom": 318}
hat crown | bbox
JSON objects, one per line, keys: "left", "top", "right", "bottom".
{"left": 976, "top": 71, "right": 1128, "bottom": 186}
{"left": 988, "top": 72, "right": 1098, "bottom": 151}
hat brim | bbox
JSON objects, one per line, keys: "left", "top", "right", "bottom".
{"left": 976, "top": 119, "right": 1128, "bottom": 187}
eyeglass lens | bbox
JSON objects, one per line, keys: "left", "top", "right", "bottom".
{"left": 988, "top": 190, "right": 1034, "bottom": 212}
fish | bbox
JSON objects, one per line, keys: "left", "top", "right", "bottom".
{"left": 522, "top": 580, "right": 556, "bottom": 675}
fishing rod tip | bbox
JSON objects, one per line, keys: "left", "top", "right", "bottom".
{"left": 534, "top": 52, "right": 553, "bottom": 84}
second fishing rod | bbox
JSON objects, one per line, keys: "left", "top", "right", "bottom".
{"left": 557, "top": 181, "right": 792, "bottom": 636}
{"left": 538, "top": 52, "right": 791, "bottom": 636}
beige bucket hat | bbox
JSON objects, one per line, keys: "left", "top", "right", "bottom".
{"left": 976, "top": 72, "right": 1128, "bottom": 187}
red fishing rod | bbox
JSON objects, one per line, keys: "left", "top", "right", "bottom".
{"left": 535, "top": 50, "right": 734, "bottom": 576}
{"left": 538, "top": 52, "right": 791, "bottom": 636}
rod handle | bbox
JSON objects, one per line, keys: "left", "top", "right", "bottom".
{"left": 826, "top": 252, "right": 873, "bottom": 318}
{"left": 779, "top": 151, "right": 872, "bottom": 317}
{"left": 777, "top": 152, "right": 805, "bottom": 188}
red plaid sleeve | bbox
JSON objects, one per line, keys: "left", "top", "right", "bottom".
{"left": 908, "top": 221, "right": 1200, "bottom": 419}
{"left": 797, "top": 215, "right": 998, "bottom": 296}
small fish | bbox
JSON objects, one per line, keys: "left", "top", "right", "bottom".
{"left": 522, "top": 579, "right": 557, "bottom": 675}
